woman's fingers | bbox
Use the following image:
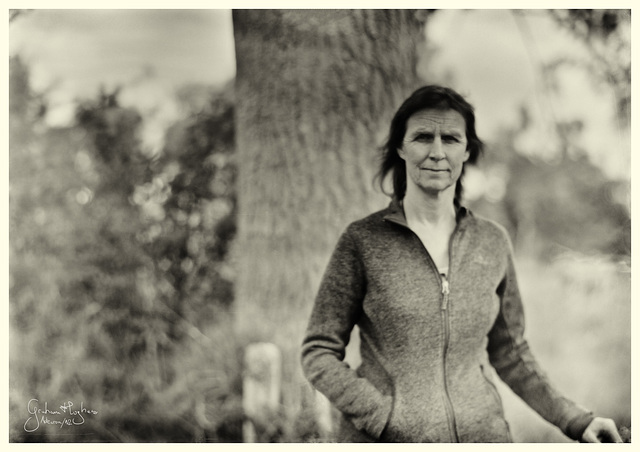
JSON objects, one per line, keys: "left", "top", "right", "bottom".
{"left": 582, "top": 417, "right": 623, "bottom": 443}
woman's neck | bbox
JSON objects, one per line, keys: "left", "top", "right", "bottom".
{"left": 403, "top": 184, "right": 456, "bottom": 226}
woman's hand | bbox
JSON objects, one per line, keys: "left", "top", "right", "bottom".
{"left": 581, "top": 417, "right": 623, "bottom": 443}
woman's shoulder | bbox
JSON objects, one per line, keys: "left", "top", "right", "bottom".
{"left": 465, "top": 211, "right": 513, "bottom": 248}
{"left": 344, "top": 203, "right": 397, "bottom": 234}
{"left": 333, "top": 204, "right": 399, "bottom": 252}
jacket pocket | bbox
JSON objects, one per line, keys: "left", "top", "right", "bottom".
{"left": 479, "top": 364, "right": 502, "bottom": 409}
{"left": 479, "top": 364, "right": 512, "bottom": 441}
{"left": 353, "top": 359, "right": 395, "bottom": 440}
{"left": 378, "top": 390, "right": 433, "bottom": 442}
{"left": 378, "top": 392, "right": 406, "bottom": 442}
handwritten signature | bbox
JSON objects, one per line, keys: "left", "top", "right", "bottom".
{"left": 24, "top": 399, "right": 98, "bottom": 432}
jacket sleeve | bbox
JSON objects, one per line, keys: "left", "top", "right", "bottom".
{"left": 300, "top": 226, "right": 393, "bottom": 439}
{"left": 487, "top": 235, "right": 594, "bottom": 441}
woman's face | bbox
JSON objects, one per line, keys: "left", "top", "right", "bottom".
{"left": 398, "top": 108, "right": 469, "bottom": 196}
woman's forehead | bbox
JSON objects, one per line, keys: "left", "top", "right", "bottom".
{"left": 407, "top": 108, "right": 466, "bottom": 129}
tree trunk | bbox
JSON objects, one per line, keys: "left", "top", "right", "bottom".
{"left": 231, "top": 9, "right": 427, "bottom": 439}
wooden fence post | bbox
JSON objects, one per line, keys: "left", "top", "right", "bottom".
{"left": 242, "top": 342, "right": 282, "bottom": 442}
{"left": 315, "top": 390, "right": 333, "bottom": 439}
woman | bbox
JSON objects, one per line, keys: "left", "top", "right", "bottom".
{"left": 300, "top": 85, "right": 622, "bottom": 443}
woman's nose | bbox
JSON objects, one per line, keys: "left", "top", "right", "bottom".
{"left": 428, "top": 137, "right": 445, "bottom": 160}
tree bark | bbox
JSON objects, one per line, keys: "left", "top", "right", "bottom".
{"left": 231, "top": 9, "right": 427, "bottom": 439}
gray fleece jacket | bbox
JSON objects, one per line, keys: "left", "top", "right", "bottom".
{"left": 300, "top": 200, "right": 594, "bottom": 442}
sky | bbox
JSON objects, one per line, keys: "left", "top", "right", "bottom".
{"left": 8, "top": 8, "right": 631, "bottom": 180}
{"left": 9, "top": 9, "right": 236, "bottom": 151}
{"left": 10, "top": 10, "right": 235, "bottom": 94}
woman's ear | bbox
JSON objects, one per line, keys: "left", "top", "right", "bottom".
{"left": 397, "top": 147, "right": 406, "bottom": 160}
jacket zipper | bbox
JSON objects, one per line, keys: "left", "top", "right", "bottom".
{"left": 384, "top": 205, "right": 463, "bottom": 442}
{"left": 441, "top": 209, "right": 462, "bottom": 443}
{"left": 440, "top": 274, "right": 459, "bottom": 442}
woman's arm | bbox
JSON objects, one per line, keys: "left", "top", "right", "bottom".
{"left": 300, "top": 226, "right": 393, "bottom": 439}
{"left": 486, "top": 234, "right": 597, "bottom": 441}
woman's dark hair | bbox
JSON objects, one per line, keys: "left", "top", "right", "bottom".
{"left": 376, "top": 85, "right": 484, "bottom": 203}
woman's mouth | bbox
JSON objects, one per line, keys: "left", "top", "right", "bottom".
{"left": 421, "top": 168, "right": 449, "bottom": 172}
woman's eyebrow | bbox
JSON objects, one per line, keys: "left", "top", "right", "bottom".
{"left": 408, "top": 127, "right": 434, "bottom": 135}
{"left": 408, "top": 127, "right": 464, "bottom": 137}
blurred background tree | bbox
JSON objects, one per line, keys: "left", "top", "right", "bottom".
{"left": 231, "top": 9, "right": 430, "bottom": 441}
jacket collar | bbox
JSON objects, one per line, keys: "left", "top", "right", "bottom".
{"left": 383, "top": 197, "right": 470, "bottom": 229}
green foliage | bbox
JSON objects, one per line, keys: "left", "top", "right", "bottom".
{"left": 546, "top": 9, "right": 630, "bottom": 126}
{"left": 468, "top": 108, "right": 630, "bottom": 261}
{"left": 140, "top": 84, "right": 237, "bottom": 336}
{"left": 10, "top": 57, "right": 240, "bottom": 442}
{"left": 9, "top": 55, "right": 47, "bottom": 141}
{"left": 503, "top": 153, "right": 629, "bottom": 258}
{"left": 75, "top": 88, "right": 150, "bottom": 195}
{"left": 550, "top": 10, "right": 626, "bottom": 39}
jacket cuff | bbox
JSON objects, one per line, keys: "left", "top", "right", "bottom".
{"left": 377, "top": 396, "right": 395, "bottom": 441}
{"left": 565, "top": 411, "right": 595, "bottom": 441}
{"left": 367, "top": 394, "right": 394, "bottom": 439}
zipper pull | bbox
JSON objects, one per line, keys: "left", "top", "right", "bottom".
{"left": 441, "top": 275, "right": 450, "bottom": 310}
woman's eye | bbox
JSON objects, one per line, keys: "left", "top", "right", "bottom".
{"left": 442, "top": 135, "right": 459, "bottom": 143}
{"left": 415, "top": 134, "right": 433, "bottom": 142}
